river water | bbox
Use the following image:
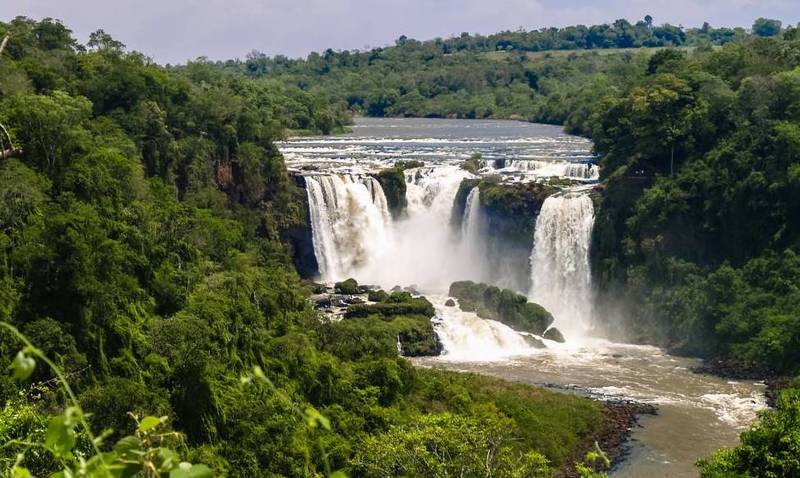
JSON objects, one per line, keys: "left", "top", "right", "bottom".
{"left": 416, "top": 295, "right": 766, "bottom": 477}
{"left": 279, "top": 118, "right": 767, "bottom": 477}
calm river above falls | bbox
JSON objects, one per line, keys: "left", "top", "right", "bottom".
{"left": 279, "top": 117, "right": 767, "bottom": 477}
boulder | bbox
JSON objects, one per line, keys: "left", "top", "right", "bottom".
{"left": 448, "top": 280, "right": 554, "bottom": 335}
{"left": 390, "top": 285, "right": 403, "bottom": 292}
{"left": 368, "top": 289, "right": 389, "bottom": 302}
{"left": 543, "top": 327, "right": 565, "bottom": 343}
{"left": 311, "top": 295, "right": 331, "bottom": 308}
{"left": 524, "top": 335, "right": 547, "bottom": 349}
{"left": 403, "top": 284, "right": 420, "bottom": 294}
{"left": 444, "top": 298, "right": 456, "bottom": 307}
{"left": 334, "top": 278, "right": 359, "bottom": 294}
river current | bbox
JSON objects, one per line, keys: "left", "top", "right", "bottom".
{"left": 279, "top": 117, "right": 766, "bottom": 477}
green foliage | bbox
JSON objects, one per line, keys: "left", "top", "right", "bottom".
{"left": 752, "top": 18, "right": 782, "bottom": 38}
{"left": 589, "top": 31, "right": 800, "bottom": 374}
{"left": 0, "top": 17, "right": 633, "bottom": 478}
{"left": 352, "top": 412, "right": 550, "bottom": 477}
{"left": 699, "top": 388, "right": 800, "bottom": 477}
{"left": 1, "top": 322, "right": 209, "bottom": 478}
{"left": 449, "top": 281, "right": 554, "bottom": 335}
{"left": 229, "top": 17, "right": 750, "bottom": 127}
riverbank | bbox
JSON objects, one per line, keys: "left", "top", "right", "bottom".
{"left": 560, "top": 398, "right": 657, "bottom": 477}
{"left": 691, "top": 357, "right": 793, "bottom": 408}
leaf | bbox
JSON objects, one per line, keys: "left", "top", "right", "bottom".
{"left": 169, "top": 463, "right": 214, "bottom": 478}
{"left": 11, "top": 466, "right": 32, "bottom": 478}
{"left": 45, "top": 415, "right": 76, "bottom": 459}
{"left": 136, "top": 415, "right": 166, "bottom": 433}
{"left": 304, "top": 407, "right": 331, "bottom": 431}
{"left": 113, "top": 435, "right": 143, "bottom": 460}
{"left": 10, "top": 351, "right": 36, "bottom": 381}
{"left": 156, "top": 447, "right": 179, "bottom": 472}
{"left": 92, "top": 427, "right": 114, "bottom": 447}
{"left": 330, "top": 472, "right": 348, "bottom": 478}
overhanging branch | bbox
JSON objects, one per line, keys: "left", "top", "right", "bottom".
{"left": 0, "top": 122, "right": 21, "bottom": 160}
{"left": 1, "top": 147, "right": 22, "bottom": 159}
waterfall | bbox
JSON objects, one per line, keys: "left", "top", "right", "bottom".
{"left": 501, "top": 160, "right": 598, "bottom": 180}
{"left": 305, "top": 176, "right": 339, "bottom": 279}
{"left": 529, "top": 193, "right": 595, "bottom": 339}
{"left": 304, "top": 174, "right": 392, "bottom": 282}
{"left": 461, "top": 186, "right": 486, "bottom": 255}
{"left": 432, "top": 297, "right": 533, "bottom": 360}
{"left": 306, "top": 165, "right": 481, "bottom": 290}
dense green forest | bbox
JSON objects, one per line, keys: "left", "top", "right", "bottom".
{"left": 2, "top": 13, "right": 800, "bottom": 478}
{"left": 226, "top": 13, "right": 800, "bottom": 377}
{"left": 229, "top": 16, "right": 800, "bottom": 475}
{"left": 213, "top": 16, "right": 783, "bottom": 132}
{"left": 0, "top": 17, "right": 620, "bottom": 478}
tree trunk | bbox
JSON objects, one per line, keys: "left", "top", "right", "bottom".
{"left": 670, "top": 143, "right": 674, "bottom": 176}
{"left": 1, "top": 148, "right": 22, "bottom": 159}
{"left": 0, "top": 35, "right": 9, "bottom": 57}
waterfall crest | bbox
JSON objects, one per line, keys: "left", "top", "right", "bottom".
{"left": 501, "top": 160, "right": 599, "bottom": 180}
{"left": 529, "top": 193, "right": 595, "bottom": 339}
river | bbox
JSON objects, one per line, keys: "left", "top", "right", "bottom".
{"left": 279, "top": 117, "right": 767, "bottom": 477}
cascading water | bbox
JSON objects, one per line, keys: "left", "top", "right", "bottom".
{"left": 307, "top": 165, "right": 483, "bottom": 290}
{"left": 528, "top": 193, "right": 595, "bottom": 339}
{"left": 460, "top": 187, "right": 487, "bottom": 268}
{"left": 304, "top": 174, "right": 392, "bottom": 282}
{"left": 286, "top": 119, "right": 768, "bottom": 475}
{"left": 501, "top": 160, "right": 599, "bottom": 180}
{"left": 430, "top": 296, "right": 533, "bottom": 360}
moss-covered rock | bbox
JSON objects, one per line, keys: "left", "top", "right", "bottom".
{"left": 368, "top": 289, "right": 390, "bottom": 302}
{"left": 319, "top": 315, "right": 441, "bottom": 359}
{"left": 449, "top": 280, "right": 554, "bottom": 336}
{"left": 372, "top": 167, "right": 407, "bottom": 219}
{"left": 450, "top": 178, "right": 480, "bottom": 228}
{"left": 477, "top": 176, "right": 557, "bottom": 245}
{"left": 326, "top": 291, "right": 441, "bottom": 358}
{"left": 462, "top": 153, "right": 486, "bottom": 174}
{"left": 394, "top": 316, "right": 443, "bottom": 356}
{"left": 345, "top": 297, "right": 435, "bottom": 319}
{"left": 335, "top": 278, "right": 360, "bottom": 294}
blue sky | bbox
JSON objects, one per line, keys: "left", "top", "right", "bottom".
{"left": 5, "top": 0, "right": 800, "bottom": 64}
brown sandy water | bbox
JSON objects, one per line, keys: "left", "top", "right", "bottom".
{"left": 415, "top": 338, "right": 766, "bottom": 477}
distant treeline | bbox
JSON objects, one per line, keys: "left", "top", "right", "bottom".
{"left": 205, "top": 16, "right": 790, "bottom": 129}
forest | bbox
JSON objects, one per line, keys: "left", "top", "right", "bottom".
{"left": 1, "top": 13, "right": 799, "bottom": 478}
{"left": 0, "top": 16, "right": 617, "bottom": 478}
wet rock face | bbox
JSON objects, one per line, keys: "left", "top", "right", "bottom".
{"left": 524, "top": 335, "right": 547, "bottom": 349}
{"left": 372, "top": 167, "right": 407, "bottom": 219}
{"left": 451, "top": 177, "right": 558, "bottom": 292}
{"left": 543, "top": 327, "right": 565, "bottom": 343}
{"left": 287, "top": 175, "right": 320, "bottom": 279}
{"left": 444, "top": 298, "right": 456, "bottom": 307}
